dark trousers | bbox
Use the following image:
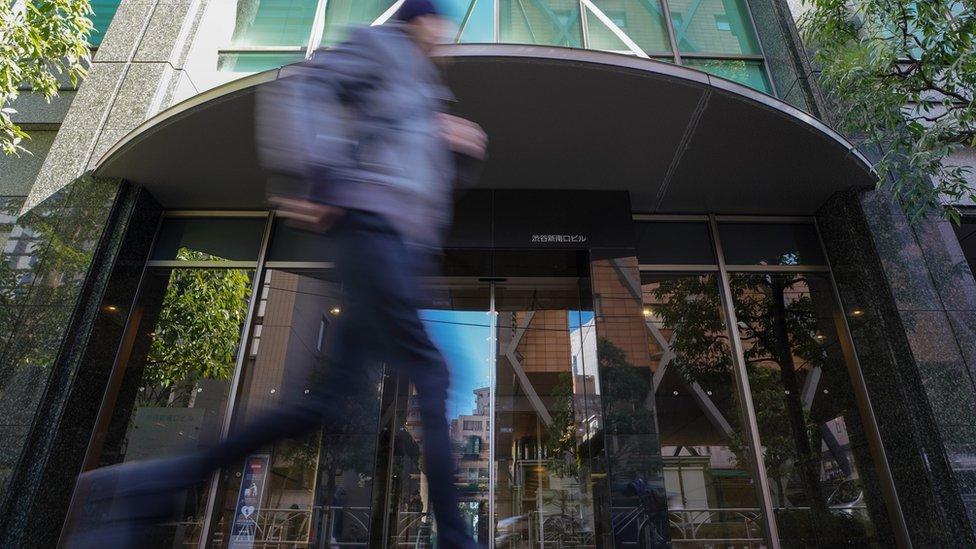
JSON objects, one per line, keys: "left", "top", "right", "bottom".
{"left": 203, "top": 211, "right": 470, "bottom": 547}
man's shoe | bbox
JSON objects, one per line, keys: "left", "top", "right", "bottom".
{"left": 64, "top": 455, "right": 209, "bottom": 548}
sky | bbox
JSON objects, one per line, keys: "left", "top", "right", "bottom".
{"left": 419, "top": 308, "right": 595, "bottom": 420}
{"left": 420, "top": 309, "right": 492, "bottom": 419}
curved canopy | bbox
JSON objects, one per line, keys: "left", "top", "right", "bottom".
{"left": 94, "top": 45, "right": 874, "bottom": 214}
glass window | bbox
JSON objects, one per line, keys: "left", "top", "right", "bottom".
{"left": 266, "top": 219, "right": 337, "bottom": 262}
{"left": 82, "top": 267, "right": 254, "bottom": 545}
{"left": 953, "top": 217, "right": 976, "bottom": 277}
{"left": 668, "top": 0, "right": 760, "bottom": 55}
{"left": 682, "top": 58, "right": 772, "bottom": 93}
{"left": 321, "top": 0, "right": 397, "bottom": 46}
{"left": 151, "top": 217, "right": 267, "bottom": 262}
{"left": 209, "top": 268, "right": 382, "bottom": 547}
{"left": 89, "top": 0, "right": 122, "bottom": 46}
{"left": 719, "top": 222, "right": 825, "bottom": 266}
{"left": 728, "top": 273, "right": 888, "bottom": 545}
{"left": 587, "top": 0, "right": 672, "bottom": 54}
{"left": 217, "top": 52, "right": 306, "bottom": 73}
{"left": 634, "top": 221, "right": 715, "bottom": 264}
{"left": 493, "top": 281, "right": 600, "bottom": 545}
{"left": 229, "top": 0, "right": 318, "bottom": 48}
{"left": 388, "top": 282, "right": 493, "bottom": 546}
{"left": 445, "top": 0, "right": 495, "bottom": 43}
{"left": 499, "top": 0, "right": 583, "bottom": 48}
{"left": 641, "top": 272, "right": 767, "bottom": 544}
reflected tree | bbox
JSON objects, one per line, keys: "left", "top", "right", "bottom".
{"left": 545, "top": 371, "right": 581, "bottom": 479}
{"left": 140, "top": 248, "right": 251, "bottom": 406}
{"left": 651, "top": 274, "right": 832, "bottom": 528}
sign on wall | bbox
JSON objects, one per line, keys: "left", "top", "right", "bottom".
{"left": 229, "top": 454, "right": 271, "bottom": 548}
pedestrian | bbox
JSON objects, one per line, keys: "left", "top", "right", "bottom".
{"left": 65, "top": 1, "right": 486, "bottom": 547}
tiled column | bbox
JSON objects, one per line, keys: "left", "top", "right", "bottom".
{"left": 819, "top": 188, "right": 976, "bottom": 545}
{"left": 23, "top": 0, "right": 210, "bottom": 212}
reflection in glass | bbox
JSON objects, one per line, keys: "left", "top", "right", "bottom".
{"left": 217, "top": 52, "right": 306, "bottom": 73}
{"left": 499, "top": 0, "right": 583, "bottom": 47}
{"left": 729, "top": 272, "right": 887, "bottom": 546}
{"left": 386, "top": 284, "right": 492, "bottom": 547}
{"left": 681, "top": 58, "right": 771, "bottom": 94}
{"left": 448, "top": 0, "right": 495, "bottom": 43}
{"left": 266, "top": 219, "right": 337, "bottom": 262}
{"left": 89, "top": 0, "right": 123, "bottom": 46}
{"left": 667, "top": 0, "right": 760, "bottom": 55}
{"left": 642, "top": 272, "right": 766, "bottom": 546}
{"left": 88, "top": 267, "right": 253, "bottom": 545}
{"left": 322, "top": 0, "right": 397, "bottom": 45}
{"left": 634, "top": 221, "right": 716, "bottom": 265}
{"left": 151, "top": 218, "right": 266, "bottom": 262}
{"left": 494, "top": 281, "right": 599, "bottom": 547}
{"left": 719, "top": 223, "right": 825, "bottom": 266}
{"left": 588, "top": 0, "right": 672, "bottom": 54}
{"left": 209, "top": 268, "right": 380, "bottom": 547}
{"left": 229, "top": 0, "right": 318, "bottom": 48}
{"left": 589, "top": 256, "right": 668, "bottom": 547}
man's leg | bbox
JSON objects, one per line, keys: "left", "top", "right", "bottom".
{"left": 67, "top": 222, "right": 377, "bottom": 548}
{"left": 328, "top": 212, "right": 472, "bottom": 546}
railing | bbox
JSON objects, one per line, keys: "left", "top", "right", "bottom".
{"left": 668, "top": 508, "right": 765, "bottom": 545}
{"left": 198, "top": 506, "right": 371, "bottom": 548}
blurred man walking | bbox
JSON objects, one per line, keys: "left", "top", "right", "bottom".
{"left": 66, "top": 1, "right": 486, "bottom": 547}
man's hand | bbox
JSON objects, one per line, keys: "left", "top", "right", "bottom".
{"left": 438, "top": 113, "right": 487, "bottom": 159}
{"left": 269, "top": 196, "right": 345, "bottom": 232}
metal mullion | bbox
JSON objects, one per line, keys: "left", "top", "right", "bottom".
{"left": 633, "top": 213, "right": 708, "bottom": 221}
{"left": 708, "top": 214, "right": 781, "bottom": 548}
{"left": 637, "top": 264, "right": 719, "bottom": 272}
{"left": 487, "top": 282, "right": 497, "bottom": 546}
{"left": 676, "top": 52, "right": 765, "bottom": 60}
{"left": 306, "top": 0, "right": 330, "bottom": 57}
{"left": 813, "top": 221, "right": 912, "bottom": 548}
{"left": 725, "top": 264, "right": 830, "bottom": 273}
{"left": 197, "top": 211, "right": 275, "bottom": 549}
{"left": 145, "top": 260, "right": 258, "bottom": 269}
{"left": 218, "top": 46, "right": 307, "bottom": 53}
{"left": 659, "top": 0, "right": 681, "bottom": 64}
{"left": 494, "top": 0, "right": 500, "bottom": 42}
{"left": 579, "top": 0, "right": 590, "bottom": 49}
{"left": 712, "top": 214, "right": 815, "bottom": 223}
{"left": 263, "top": 261, "right": 336, "bottom": 269}
{"left": 162, "top": 210, "right": 269, "bottom": 218}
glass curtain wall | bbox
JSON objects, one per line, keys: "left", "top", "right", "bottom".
{"left": 218, "top": 0, "right": 773, "bottom": 93}
{"left": 70, "top": 215, "right": 265, "bottom": 546}
{"left": 634, "top": 217, "right": 895, "bottom": 547}
{"left": 74, "top": 213, "right": 898, "bottom": 548}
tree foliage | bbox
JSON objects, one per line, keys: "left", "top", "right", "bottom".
{"left": 1, "top": 0, "right": 92, "bottom": 155}
{"left": 799, "top": 0, "right": 976, "bottom": 223}
{"left": 651, "top": 273, "right": 837, "bottom": 521}
{"left": 142, "top": 250, "right": 251, "bottom": 405}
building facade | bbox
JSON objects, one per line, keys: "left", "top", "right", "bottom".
{"left": 1, "top": 0, "right": 976, "bottom": 547}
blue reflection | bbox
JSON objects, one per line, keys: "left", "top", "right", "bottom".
{"left": 439, "top": 0, "right": 494, "bottom": 42}
{"left": 420, "top": 310, "right": 491, "bottom": 417}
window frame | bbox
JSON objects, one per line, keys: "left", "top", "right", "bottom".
{"left": 216, "top": 0, "right": 777, "bottom": 95}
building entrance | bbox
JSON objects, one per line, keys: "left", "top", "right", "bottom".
{"left": 73, "top": 213, "right": 901, "bottom": 548}
{"left": 203, "top": 264, "right": 603, "bottom": 548}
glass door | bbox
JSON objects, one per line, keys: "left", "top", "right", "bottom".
{"left": 381, "top": 276, "right": 601, "bottom": 549}
{"left": 382, "top": 280, "right": 494, "bottom": 547}
{"left": 492, "top": 279, "right": 600, "bottom": 549}
{"left": 199, "top": 251, "right": 605, "bottom": 548}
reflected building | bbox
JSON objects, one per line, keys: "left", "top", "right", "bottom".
{"left": 2, "top": 1, "right": 976, "bottom": 548}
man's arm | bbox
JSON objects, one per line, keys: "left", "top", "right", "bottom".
{"left": 257, "top": 27, "right": 385, "bottom": 230}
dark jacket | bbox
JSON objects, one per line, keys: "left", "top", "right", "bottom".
{"left": 257, "top": 23, "right": 455, "bottom": 248}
